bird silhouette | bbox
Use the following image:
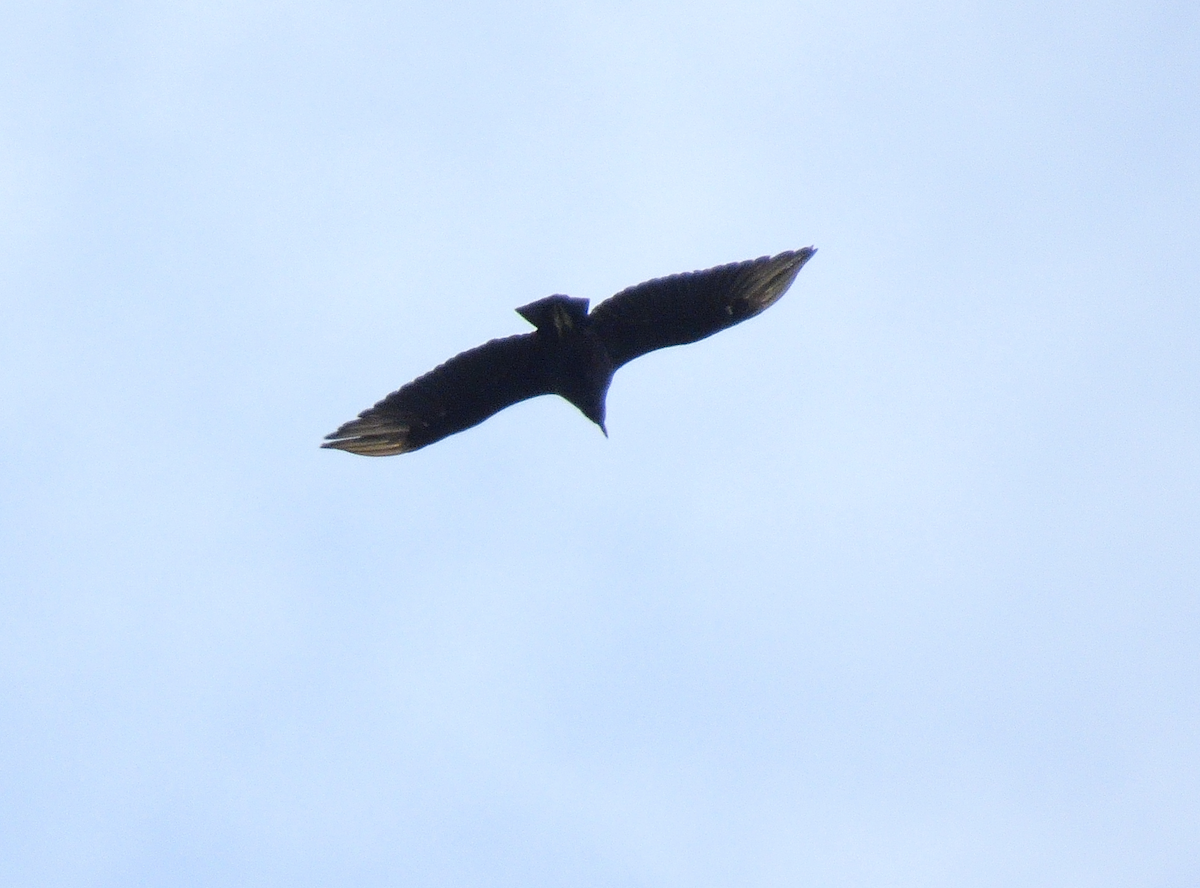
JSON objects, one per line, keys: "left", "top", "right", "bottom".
{"left": 322, "top": 247, "right": 816, "bottom": 456}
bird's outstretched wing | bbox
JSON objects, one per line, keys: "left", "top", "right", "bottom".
{"left": 322, "top": 334, "right": 552, "bottom": 456}
{"left": 588, "top": 248, "right": 815, "bottom": 370}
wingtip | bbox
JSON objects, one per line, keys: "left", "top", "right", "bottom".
{"left": 321, "top": 414, "right": 416, "bottom": 456}
{"left": 780, "top": 246, "right": 817, "bottom": 269}
{"left": 745, "top": 247, "right": 817, "bottom": 315}
{"left": 321, "top": 435, "right": 414, "bottom": 456}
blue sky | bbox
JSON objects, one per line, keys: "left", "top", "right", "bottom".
{"left": 3, "top": 1, "right": 1198, "bottom": 885}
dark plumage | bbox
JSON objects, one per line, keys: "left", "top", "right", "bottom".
{"left": 322, "top": 247, "right": 816, "bottom": 456}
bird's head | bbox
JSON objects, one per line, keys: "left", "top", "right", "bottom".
{"left": 558, "top": 340, "right": 613, "bottom": 437}
{"left": 581, "top": 398, "right": 608, "bottom": 437}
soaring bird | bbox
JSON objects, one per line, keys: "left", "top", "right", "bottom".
{"left": 322, "top": 247, "right": 816, "bottom": 456}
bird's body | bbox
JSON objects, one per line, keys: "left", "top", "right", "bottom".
{"left": 323, "top": 247, "right": 815, "bottom": 456}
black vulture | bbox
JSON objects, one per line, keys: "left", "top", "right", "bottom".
{"left": 322, "top": 247, "right": 816, "bottom": 456}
